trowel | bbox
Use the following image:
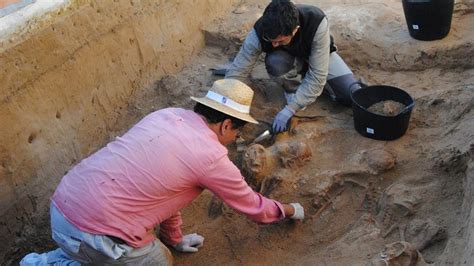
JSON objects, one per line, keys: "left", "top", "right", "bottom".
{"left": 252, "top": 129, "right": 273, "bottom": 144}
{"left": 210, "top": 59, "right": 234, "bottom": 76}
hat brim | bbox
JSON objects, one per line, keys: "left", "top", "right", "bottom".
{"left": 191, "top": 96, "right": 259, "bottom": 124}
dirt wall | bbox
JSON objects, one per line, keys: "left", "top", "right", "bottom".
{"left": 0, "top": 0, "right": 238, "bottom": 260}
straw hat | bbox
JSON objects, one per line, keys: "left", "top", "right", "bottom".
{"left": 191, "top": 79, "right": 258, "bottom": 124}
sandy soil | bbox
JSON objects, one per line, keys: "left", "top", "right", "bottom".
{"left": 6, "top": 0, "right": 474, "bottom": 265}
{"left": 171, "top": 1, "right": 474, "bottom": 265}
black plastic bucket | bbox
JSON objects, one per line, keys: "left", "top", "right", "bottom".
{"left": 350, "top": 85, "right": 415, "bottom": 141}
{"left": 402, "top": 0, "right": 454, "bottom": 41}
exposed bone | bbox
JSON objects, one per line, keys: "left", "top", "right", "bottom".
{"left": 382, "top": 224, "right": 397, "bottom": 238}
{"left": 242, "top": 143, "right": 276, "bottom": 186}
{"left": 349, "top": 148, "right": 396, "bottom": 175}
{"left": 399, "top": 223, "right": 407, "bottom": 242}
{"left": 242, "top": 141, "right": 312, "bottom": 190}
{"left": 274, "top": 140, "right": 312, "bottom": 168}
{"left": 285, "top": 148, "right": 395, "bottom": 222}
{"left": 367, "top": 241, "right": 432, "bottom": 266}
{"left": 363, "top": 149, "right": 396, "bottom": 174}
{"left": 310, "top": 148, "right": 395, "bottom": 195}
{"left": 310, "top": 186, "right": 346, "bottom": 220}
{"left": 375, "top": 182, "right": 440, "bottom": 240}
{"left": 242, "top": 140, "right": 397, "bottom": 227}
{"left": 377, "top": 183, "right": 420, "bottom": 227}
{"left": 259, "top": 176, "right": 282, "bottom": 196}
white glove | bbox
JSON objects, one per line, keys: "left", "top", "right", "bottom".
{"left": 173, "top": 233, "right": 204, "bottom": 253}
{"left": 290, "top": 203, "right": 304, "bottom": 220}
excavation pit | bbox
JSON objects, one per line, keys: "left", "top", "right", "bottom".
{"left": 1, "top": 0, "right": 473, "bottom": 265}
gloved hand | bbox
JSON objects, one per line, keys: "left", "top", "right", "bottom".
{"left": 272, "top": 106, "right": 295, "bottom": 133}
{"left": 290, "top": 203, "right": 304, "bottom": 220}
{"left": 173, "top": 233, "right": 205, "bottom": 253}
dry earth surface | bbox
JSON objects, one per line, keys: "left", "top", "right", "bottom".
{"left": 4, "top": 0, "right": 474, "bottom": 265}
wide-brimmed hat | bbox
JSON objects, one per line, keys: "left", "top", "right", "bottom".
{"left": 191, "top": 79, "right": 258, "bottom": 124}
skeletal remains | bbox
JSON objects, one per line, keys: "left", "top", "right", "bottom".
{"left": 242, "top": 141, "right": 312, "bottom": 193}
{"left": 367, "top": 241, "right": 432, "bottom": 266}
{"left": 213, "top": 136, "right": 446, "bottom": 257}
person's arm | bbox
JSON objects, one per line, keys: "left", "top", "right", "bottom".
{"left": 158, "top": 211, "right": 183, "bottom": 246}
{"left": 287, "top": 17, "right": 330, "bottom": 111}
{"left": 199, "top": 155, "right": 301, "bottom": 223}
{"left": 225, "top": 29, "right": 262, "bottom": 81}
{"left": 160, "top": 212, "right": 206, "bottom": 253}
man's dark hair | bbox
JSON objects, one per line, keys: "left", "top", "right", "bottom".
{"left": 261, "top": 0, "right": 299, "bottom": 40}
{"left": 193, "top": 103, "right": 247, "bottom": 129}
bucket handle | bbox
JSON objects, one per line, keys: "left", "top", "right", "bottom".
{"left": 400, "top": 102, "right": 415, "bottom": 115}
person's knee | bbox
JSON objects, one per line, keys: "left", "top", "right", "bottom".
{"left": 328, "top": 52, "right": 353, "bottom": 78}
{"left": 162, "top": 242, "right": 174, "bottom": 266}
{"left": 265, "top": 51, "right": 295, "bottom": 77}
{"left": 130, "top": 240, "right": 173, "bottom": 266}
{"left": 327, "top": 74, "right": 361, "bottom": 106}
{"left": 146, "top": 241, "right": 173, "bottom": 266}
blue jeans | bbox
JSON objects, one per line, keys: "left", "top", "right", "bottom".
{"left": 20, "top": 203, "right": 173, "bottom": 265}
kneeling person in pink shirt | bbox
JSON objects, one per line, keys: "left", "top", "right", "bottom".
{"left": 20, "top": 79, "right": 304, "bottom": 266}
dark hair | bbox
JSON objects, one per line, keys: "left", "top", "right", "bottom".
{"left": 261, "top": 0, "right": 299, "bottom": 40}
{"left": 193, "top": 103, "right": 247, "bottom": 129}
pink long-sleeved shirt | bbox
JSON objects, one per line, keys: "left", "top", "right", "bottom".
{"left": 52, "top": 108, "right": 285, "bottom": 248}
